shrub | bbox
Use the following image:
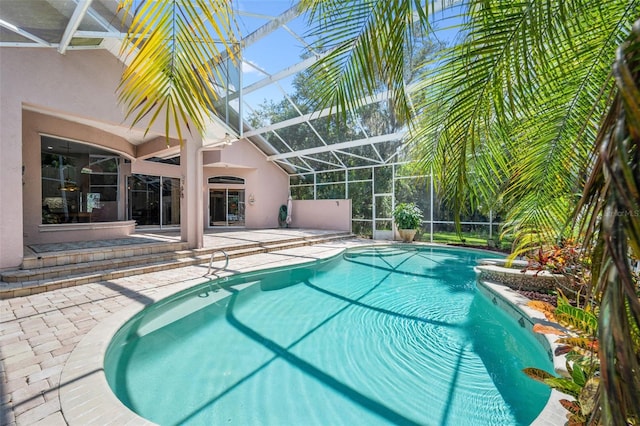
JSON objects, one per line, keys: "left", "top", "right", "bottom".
{"left": 392, "top": 203, "right": 423, "bottom": 229}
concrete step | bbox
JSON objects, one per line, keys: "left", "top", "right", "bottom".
{"left": 0, "top": 232, "right": 355, "bottom": 299}
{"left": 21, "top": 240, "right": 189, "bottom": 269}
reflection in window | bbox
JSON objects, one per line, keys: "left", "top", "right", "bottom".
{"left": 209, "top": 189, "right": 245, "bottom": 227}
{"left": 128, "top": 174, "right": 180, "bottom": 228}
{"left": 41, "top": 137, "right": 121, "bottom": 224}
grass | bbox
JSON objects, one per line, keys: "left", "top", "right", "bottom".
{"left": 421, "top": 232, "right": 514, "bottom": 252}
{"left": 354, "top": 228, "right": 514, "bottom": 252}
{"left": 431, "top": 232, "right": 488, "bottom": 245}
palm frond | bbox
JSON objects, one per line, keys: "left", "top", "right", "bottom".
{"left": 117, "top": 0, "right": 239, "bottom": 143}
{"left": 409, "top": 0, "right": 637, "bottom": 247}
{"left": 574, "top": 18, "right": 640, "bottom": 425}
{"left": 300, "top": 0, "right": 433, "bottom": 124}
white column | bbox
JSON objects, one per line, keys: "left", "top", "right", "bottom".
{"left": 0, "top": 99, "right": 24, "bottom": 268}
{"left": 181, "top": 135, "right": 202, "bottom": 248}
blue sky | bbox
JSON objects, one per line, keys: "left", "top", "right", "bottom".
{"left": 235, "top": 1, "right": 311, "bottom": 107}
{"left": 235, "top": 1, "right": 466, "bottom": 110}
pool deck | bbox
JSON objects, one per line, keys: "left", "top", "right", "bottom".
{"left": 1, "top": 233, "right": 567, "bottom": 426}
{"left": 0, "top": 233, "right": 371, "bottom": 425}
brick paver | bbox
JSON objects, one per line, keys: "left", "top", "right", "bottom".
{"left": 0, "top": 240, "right": 362, "bottom": 425}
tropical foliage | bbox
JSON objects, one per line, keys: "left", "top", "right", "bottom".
{"left": 117, "top": 0, "right": 239, "bottom": 144}
{"left": 572, "top": 20, "right": 640, "bottom": 424}
{"left": 524, "top": 241, "right": 583, "bottom": 275}
{"left": 300, "top": 0, "right": 638, "bottom": 251}
{"left": 393, "top": 202, "right": 424, "bottom": 229}
{"left": 298, "top": 0, "right": 640, "bottom": 423}
{"left": 525, "top": 295, "right": 602, "bottom": 425}
{"left": 299, "top": 0, "right": 430, "bottom": 126}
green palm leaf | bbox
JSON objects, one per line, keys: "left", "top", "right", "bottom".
{"left": 574, "top": 19, "right": 640, "bottom": 423}
{"left": 410, "top": 1, "right": 637, "bottom": 249}
{"left": 300, "top": 0, "right": 430, "bottom": 125}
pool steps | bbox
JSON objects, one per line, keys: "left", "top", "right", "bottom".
{"left": 0, "top": 231, "right": 354, "bottom": 299}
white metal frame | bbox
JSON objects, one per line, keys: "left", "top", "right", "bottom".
{"left": 0, "top": 0, "right": 459, "bottom": 176}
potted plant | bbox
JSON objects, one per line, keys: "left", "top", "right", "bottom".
{"left": 393, "top": 202, "right": 423, "bottom": 242}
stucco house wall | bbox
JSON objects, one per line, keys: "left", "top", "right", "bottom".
{"left": 289, "top": 200, "right": 352, "bottom": 232}
{"left": 21, "top": 110, "right": 137, "bottom": 245}
{"left": 1, "top": 45, "right": 350, "bottom": 272}
{"left": 0, "top": 47, "right": 291, "bottom": 270}
{"left": 1, "top": 48, "right": 172, "bottom": 268}
{"left": 203, "top": 140, "right": 289, "bottom": 229}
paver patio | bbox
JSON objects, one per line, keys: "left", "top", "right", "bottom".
{"left": 1, "top": 238, "right": 367, "bottom": 425}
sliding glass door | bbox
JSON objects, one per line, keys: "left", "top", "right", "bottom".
{"left": 209, "top": 189, "right": 245, "bottom": 227}
{"left": 128, "top": 174, "right": 180, "bottom": 228}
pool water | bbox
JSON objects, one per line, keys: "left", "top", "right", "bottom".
{"left": 105, "top": 246, "right": 552, "bottom": 425}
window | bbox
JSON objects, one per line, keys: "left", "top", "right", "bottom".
{"left": 41, "top": 137, "right": 122, "bottom": 224}
{"left": 208, "top": 176, "right": 245, "bottom": 184}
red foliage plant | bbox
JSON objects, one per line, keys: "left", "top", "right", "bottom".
{"left": 524, "top": 240, "right": 582, "bottom": 275}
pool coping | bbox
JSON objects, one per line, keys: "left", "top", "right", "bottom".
{"left": 59, "top": 243, "right": 569, "bottom": 425}
{"left": 59, "top": 244, "right": 354, "bottom": 425}
{"left": 475, "top": 279, "right": 570, "bottom": 426}
{"left": 59, "top": 275, "right": 212, "bottom": 425}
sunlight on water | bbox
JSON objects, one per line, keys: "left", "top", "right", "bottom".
{"left": 105, "top": 246, "right": 552, "bottom": 426}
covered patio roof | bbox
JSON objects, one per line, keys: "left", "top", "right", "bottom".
{"left": 0, "top": 1, "right": 454, "bottom": 174}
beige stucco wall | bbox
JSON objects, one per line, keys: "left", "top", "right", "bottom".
{"left": 130, "top": 159, "right": 181, "bottom": 178}
{"left": 289, "top": 200, "right": 352, "bottom": 232}
{"left": 20, "top": 113, "right": 185, "bottom": 247}
{"left": 0, "top": 47, "right": 291, "bottom": 269}
{"left": 0, "top": 48, "right": 200, "bottom": 269}
{"left": 0, "top": 48, "right": 137, "bottom": 268}
{"left": 204, "top": 139, "right": 290, "bottom": 228}
{"left": 22, "top": 110, "right": 137, "bottom": 245}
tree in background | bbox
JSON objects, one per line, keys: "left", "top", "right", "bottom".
{"left": 300, "top": 0, "right": 640, "bottom": 423}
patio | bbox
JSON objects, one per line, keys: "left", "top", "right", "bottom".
{"left": 1, "top": 229, "right": 354, "bottom": 299}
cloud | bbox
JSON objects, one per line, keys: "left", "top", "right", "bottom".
{"left": 242, "top": 60, "right": 264, "bottom": 75}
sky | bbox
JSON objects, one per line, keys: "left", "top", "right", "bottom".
{"left": 233, "top": 1, "right": 466, "bottom": 114}
{"left": 234, "top": 1, "right": 311, "bottom": 108}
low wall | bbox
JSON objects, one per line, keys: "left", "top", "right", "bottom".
{"left": 475, "top": 260, "right": 569, "bottom": 292}
{"left": 289, "top": 199, "right": 351, "bottom": 232}
{"left": 36, "top": 221, "right": 136, "bottom": 244}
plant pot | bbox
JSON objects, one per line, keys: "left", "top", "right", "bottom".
{"left": 398, "top": 229, "right": 417, "bottom": 242}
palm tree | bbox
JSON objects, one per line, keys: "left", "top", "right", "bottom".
{"left": 299, "top": 0, "right": 640, "bottom": 423}
{"left": 301, "top": 0, "right": 636, "bottom": 247}
{"left": 574, "top": 23, "right": 640, "bottom": 423}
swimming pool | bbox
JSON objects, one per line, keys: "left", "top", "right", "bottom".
{"left": 105, "top": 245, "right": 552, "bottom": 425}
